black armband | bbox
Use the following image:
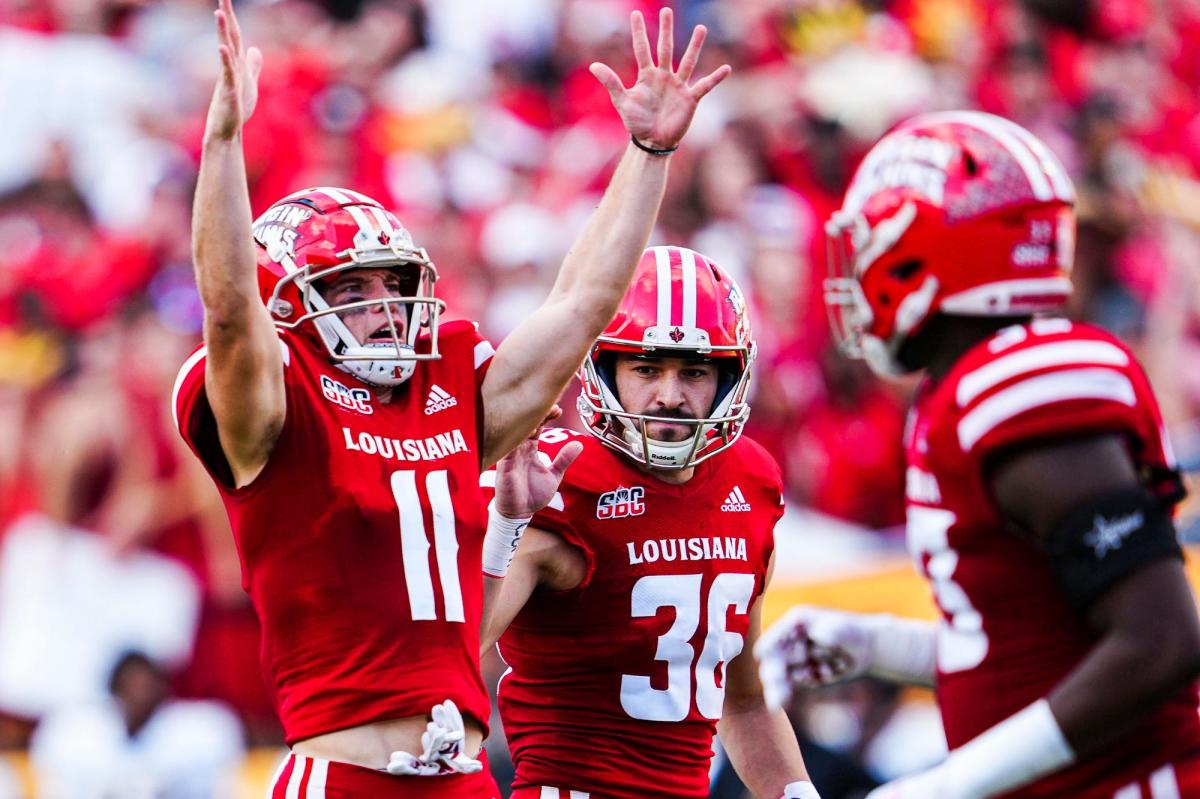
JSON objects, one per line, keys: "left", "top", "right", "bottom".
{"left": 1046, "top": 488, "right": 1183, "bottom": 612}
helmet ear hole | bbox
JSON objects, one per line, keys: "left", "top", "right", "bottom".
{"left": 963, "top": 150, "right": 979, "bottom": 177}
{"left": 889, "top": 259, "right": 923, "bottom": 281}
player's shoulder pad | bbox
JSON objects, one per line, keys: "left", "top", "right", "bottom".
{"left": 946, "top": 319, "right": 1143, "bottom": 455}
{"left": 725, "top": 435, "right": 785, "bottom": 496}
{"left": 436, "top": 319, "right": 494, "bottom": 369}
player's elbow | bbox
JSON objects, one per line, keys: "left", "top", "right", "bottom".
{"left": 1160, "top": 621, "right": 1200, "bottom": 687}
{"left": 1123, "top": 607, "right": 1200, "bottom": 690}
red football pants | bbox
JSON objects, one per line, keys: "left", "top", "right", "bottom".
{"left": 267, "top": 752, "right": 500, "bottom": 798}
{"left": 1104, "top": 754, "right": 1200, "bottom": 799}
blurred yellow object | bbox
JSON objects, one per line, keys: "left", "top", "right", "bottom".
{"left": 0, "top": 328, "right": 63, "bottom": 389}
{"left": 905, "top": 0, "right": 982, "bottom": 62}
{"left": 764, "top": 555, "right": 939, "bottom": 626}
{"left": 778, "top": 0, "right": 867, "bottom": 59}
{"left": 1140, "top": 162, "right": 1200, "bottom": 228}
{"left": 378, "top": 106, "right": 473, "bottom": 154}
{"left": 236, "top": 748, "right": 288, "bottom": 799}
{"left": 0, "top": 751, "right": 32, "bottom": 799}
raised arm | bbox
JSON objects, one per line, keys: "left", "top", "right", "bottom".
{"left": 194, "top": 0, "right": 283, "bottom": 488}
{"left": 479, "top": 8, "right": 730, "bottom": 466}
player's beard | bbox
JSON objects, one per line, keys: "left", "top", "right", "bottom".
{"left": 644, "top": 409, "right": 698, "bottom": 442}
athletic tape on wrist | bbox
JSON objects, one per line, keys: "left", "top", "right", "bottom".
{"left": 482, "top": 499, "right": 532, "bottom": 577}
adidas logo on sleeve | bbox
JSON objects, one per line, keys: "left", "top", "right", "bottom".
{"left": 424, "top": 384, "right": 458, "bottom": 415}
{"left": 720, "top": 486, "right": 752, "bottom": 512}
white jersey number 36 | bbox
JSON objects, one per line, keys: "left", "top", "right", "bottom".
{"left": 620, "top": 572, "right": 756, "bottom": 722}
{"left": 908, "top": 505, "right": 988, "bottom": 673}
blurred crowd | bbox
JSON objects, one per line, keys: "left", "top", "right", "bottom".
{"left": 2, "top": 0, "right": 1200, "bottom": 796}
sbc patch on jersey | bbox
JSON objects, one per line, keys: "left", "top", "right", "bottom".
{"left": 320, "top": 375, "right": 374, "bottom": 415}
{"left": 596, "top": 486, "right": 645, "bottom": 520}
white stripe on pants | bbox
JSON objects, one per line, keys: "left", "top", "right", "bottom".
{"left": 269, "top": 753, "right": 329, "bottom": 799}
{"left": 1113, "top": 764, "right": 1180, "bottom": 799}
{"left": 539, "top": 788, "right": 590, "bottom": 799}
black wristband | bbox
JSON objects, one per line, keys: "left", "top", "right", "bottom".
{"left": 630, "top": 135, "right": 678, "bottom": 156}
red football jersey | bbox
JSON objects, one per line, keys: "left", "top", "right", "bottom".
{"left": 173, "top": 320, "right": 495, "bottom": 745}
{"left": 483, "top": 430, "right": 784, "bottom": 799}
{"left": 907, "top": 318, "right": 1200, "bottom": 797}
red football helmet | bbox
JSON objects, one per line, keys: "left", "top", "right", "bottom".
{"left": 253, "top": 186, "right": 444, "bottom": 386}
{"left": 578, "top": 246, "right": 755, "bottom": 469}
{"left": 824, "top": 111, "right": 1076, "bottom": 375}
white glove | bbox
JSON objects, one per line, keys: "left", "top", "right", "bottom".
{"left": 780, "top": 779, "right": 822, "bottom": 799}
{"left": 386, "top": 700, "right": 484, "bottom": 776}
{"left": 755, "top": 606, "right": 877, "bottom": 707}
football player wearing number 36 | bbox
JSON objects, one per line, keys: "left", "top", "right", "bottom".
{"left": 480, "top": 246, "right": 820, "bottom": 799}
{"left": 756, "top": 111, "right": 1200, "bottom": 799}
{"left": 173, "top": 0, "right": 730, "bottom": 796}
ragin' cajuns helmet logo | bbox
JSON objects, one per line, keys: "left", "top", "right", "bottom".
{"left": 596, "top": 486, "right": 646, "bottom": 520}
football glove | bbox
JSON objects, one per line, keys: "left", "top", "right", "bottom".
{"left": 386, "top": 700, "right": 483, "bottom": 776}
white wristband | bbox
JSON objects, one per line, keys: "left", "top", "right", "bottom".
{"left": 941, "top": 699, "right": 1075, "bottom": 798}
{"left": 481, "top": 500, "right": 532, "bottom": 578}
{"left": 780, "top": 780, "right": 821, "bottom": 799}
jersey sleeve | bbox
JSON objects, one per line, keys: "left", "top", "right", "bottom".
{"left": 171, "top": 344, "right": 234, "bottom": 487}
{"left": 171, "top": 337, "right": 295, "bottom": 490}
{"left": 951, "top": 328, "right": 1182, "bottom": 500}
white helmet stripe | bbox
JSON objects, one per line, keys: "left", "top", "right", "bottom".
{"left": 306, "top": 187, "right": 378, "bottom": 234}
{"left": 928, "top": 112, "right": 1054, "bottom": 201}
{"left": 311, "top": 186, "right": 354, "bottom": 204}
{"left": 993, "top": 116, "right": 1075, "bottom": 201}
{"left": 654, "top": 246, "right": 672, "bottom": 327}
{"left": 364, "top": 204, "right": 396, "bottom": 235}
{"left": 680, "top": 247, "right": 697, "bottom": 328}
{"left": 275, "top": 253, "right": 299, "bottom": 275}
{"left": 344, "top": 203, "right": 379, "bottom": 237}
{"left": 340, "top": 188, "right": 379, "bottom": 205}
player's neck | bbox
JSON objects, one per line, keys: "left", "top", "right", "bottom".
{"left": 644, "top": 464, "right": 695, "bottom": 485}
{"left": 904, "top": 315, "right": 1029, "bottom": 382}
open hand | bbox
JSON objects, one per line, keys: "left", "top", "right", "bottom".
{"left": 493, "top": 408, "right": 582, "bottom": 519}
{"left": 204, "top": 0, "right": 263, "bottom": 143}
{"left": 591, "top": 8, "right": 731, "bottom": 151}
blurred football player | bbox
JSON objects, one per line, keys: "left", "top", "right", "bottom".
{"left": 173, "top": 1, "right": 730, "bottom": 796}
{"left": 479, "top": 246, "right": 821, "bottom": 799}
{"left": 757, "top": 111, "right": 1200, "bottom": 798}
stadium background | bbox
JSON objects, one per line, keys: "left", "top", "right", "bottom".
{"left": 1, "top": 0, "right": 1199, "bottom": 796}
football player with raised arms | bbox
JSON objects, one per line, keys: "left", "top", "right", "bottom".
{"left": 173, "top": 0, "right": 730, "bottom": 795}
{"left": 756, "top": 111, "right": 1200, "bottom": 798}
{"left": 479, "top": 246, "right": 821, "bottom": 799}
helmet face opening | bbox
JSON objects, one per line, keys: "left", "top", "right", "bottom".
{"left": 578, "top": 246, "right": 755, "bottom": 469}
{"left": 253, "top": 187, "right": 446, "bottom": 387}
{"left": 822, "top": 112, "right": 1077, "bottom": 375}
